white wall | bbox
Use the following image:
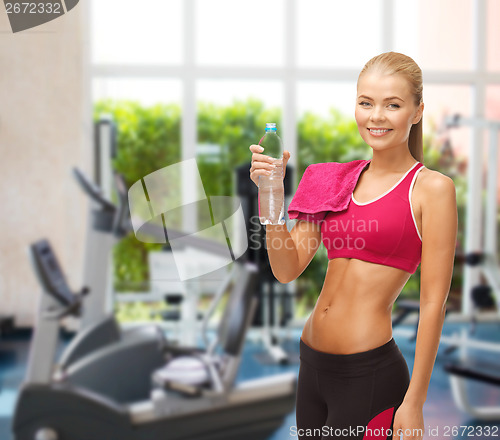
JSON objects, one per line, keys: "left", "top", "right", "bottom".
{"left": 0, "top": 4, "right": 91, "bottom": 326}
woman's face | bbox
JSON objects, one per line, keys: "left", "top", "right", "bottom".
{"left": 355, "top": 72, "right": 423, "bottom": 152}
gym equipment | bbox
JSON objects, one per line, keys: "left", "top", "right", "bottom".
{"left": 75, "top": 117, "right": 121, "bottom": 332}
{"left": 12, "top": 239, "right": 297, "bottom": 439}
{"left": 0, "top": 315, "right": 14, "bottom": 337}
{"left": 145, "top": 247, "right": 232, "bottom": 345}
{"left": 444, "top": 346, "right": 500, "bottom": 420}
{"left": 54, "top": 167, "right": 137, "bottom": 368}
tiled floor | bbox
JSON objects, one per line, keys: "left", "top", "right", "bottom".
{"left": 1, "top": 323, "right": 500, "bottom": 440}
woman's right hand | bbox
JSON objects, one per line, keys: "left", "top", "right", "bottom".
{"left": 249, "top": 145, "right": 291, "bottom": 187}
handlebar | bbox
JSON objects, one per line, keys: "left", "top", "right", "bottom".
{"left": 72, "top": 167, "right": 115, "bottom": 212}
{"left": 30, "top": 239, "right": 88, "bottom": 319}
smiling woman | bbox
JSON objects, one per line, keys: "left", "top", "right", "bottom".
{"left": 249, "top": 51, "right": 457, "bottom": 440}
{"left": 355, "top": 53, "right": 424, "bottom": 163}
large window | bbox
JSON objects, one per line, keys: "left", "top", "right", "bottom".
{"left": 90, "top": 0, "right": 500, "bottom": 312}
{"left": 91, "top": 0, "right": 500, "bottom": 172}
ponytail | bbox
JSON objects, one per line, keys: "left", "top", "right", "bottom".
{"left": 408, "top": 119, "right": 423, "bottom": 163}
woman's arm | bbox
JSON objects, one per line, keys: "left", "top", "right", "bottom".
{"left": 404, "top": 171, "right": 458, "bottom": 407}
{"left": 266, "top": 221, "right": 322, "bottom": 284}
{"left": 249, "top": 144, "right": 322, "bottom": 283}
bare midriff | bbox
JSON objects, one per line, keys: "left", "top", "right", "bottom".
{"left": 301, "top": 257, "right": 412, "bottom": 355}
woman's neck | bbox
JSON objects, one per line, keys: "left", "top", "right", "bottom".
{"left": 369, "top": 148, "right": 417, "bottom": 174}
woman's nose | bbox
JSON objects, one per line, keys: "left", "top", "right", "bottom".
{"left": 370, "top": 106, "right": 385, "bottom": 122}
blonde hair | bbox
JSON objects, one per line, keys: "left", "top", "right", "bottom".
{"left": 358, "top": 52, "right": 424, "bottom": 163}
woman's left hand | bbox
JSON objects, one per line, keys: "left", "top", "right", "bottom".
{"left": 391, "top": 401, "right": 424, "bottom": 440}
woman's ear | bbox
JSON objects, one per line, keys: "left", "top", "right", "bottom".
{"left": 413, "top": 102, "right": 424, "bottom": 124}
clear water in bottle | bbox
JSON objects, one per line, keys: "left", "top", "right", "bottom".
{"left": 258, "top": 123, "right": 285, "bottom": 225}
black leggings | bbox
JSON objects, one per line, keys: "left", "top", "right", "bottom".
{"left": 296, "top": 337, "right": 410, "bottom": 440}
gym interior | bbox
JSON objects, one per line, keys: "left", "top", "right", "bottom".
{"left": 1, "top": 1, "right": 500, "bottom": 439}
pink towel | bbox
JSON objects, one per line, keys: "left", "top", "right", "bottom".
{"left": 288, "top": 159, "right": 371, "bottom": 223}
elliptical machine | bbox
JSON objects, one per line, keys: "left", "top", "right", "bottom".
{"left": 12, "top": 238, "right": 297, "bottom": 440}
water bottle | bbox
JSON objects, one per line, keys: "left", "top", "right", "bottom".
{"left": 258, "top": 123, "right": 285, "bottom": 225}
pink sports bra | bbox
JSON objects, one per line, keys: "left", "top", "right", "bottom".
{"left": 291, "top": 160, "right": 425, "bottom": 274}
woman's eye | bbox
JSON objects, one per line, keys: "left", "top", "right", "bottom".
{"left": 388, "top": 103, "right": 400, "bottom": 109}
{"left": 359, "top": 101, "right": 370, "bottom": 107}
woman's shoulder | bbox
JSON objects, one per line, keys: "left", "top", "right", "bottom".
{"left": 414, "top": 166, "right": 456, "bottom": 202}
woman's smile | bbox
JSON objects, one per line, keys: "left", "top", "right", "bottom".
{"left": 368, "top": 128, "right": 393, "bottom": 137}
